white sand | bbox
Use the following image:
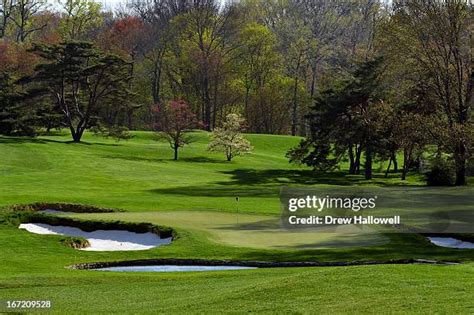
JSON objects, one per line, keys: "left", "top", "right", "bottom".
{"left": 19, "top": 223, "right": 172, "bottom": 251}
{"left": 428, "top": 237, "right": 474, "bottom": 249}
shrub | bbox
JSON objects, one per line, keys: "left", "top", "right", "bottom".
{"left": 8, "top": 202, "right": 118, "bottom": 213}
{"left": 61, "top": 237, "right": 90, "bottom": 249}
{"left": 425, "top": 158, "right": 455, "bottom": 186}
{"left": 467, "top": 157, "right": 474, "bottom": 176}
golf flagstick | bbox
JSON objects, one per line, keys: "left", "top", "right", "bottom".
{"left": 236, "top": 197, "right": 239, "bottom": 224}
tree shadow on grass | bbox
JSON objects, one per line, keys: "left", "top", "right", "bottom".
{"left": 148, "top": 186, "right": 279, "bottom": 197}
{"left": 148, "top": 170, "right": 420, "bottom": 198}
{"left": 0, "top": 136, "right": 120, "bottom": 147}
{"left": 216, "top": 169, "right": 420, "bottom": 187}
{"left": 180, "top": 157, "right": 228, "bottom": 164}
{"left": 234, "top": 233, "right": 474, "bottom": 262}
{"left": 102, "top": 155, "right": 227, "bottom": 164}
{"left": 0, "top": 136, "right": 66, "bottom": 145}
{"left": 103, "top": 154, "right": 166, "bottom": 163}
{"left": 65, "top": 141, "right": 121, "bottom": 146}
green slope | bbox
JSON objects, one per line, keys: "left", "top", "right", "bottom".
{"left": 1, "top": 131, "right": 473, "bottom": 313}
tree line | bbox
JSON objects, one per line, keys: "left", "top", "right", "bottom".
{"left": 0, "top": 0, "right": 473, "bottom": 185}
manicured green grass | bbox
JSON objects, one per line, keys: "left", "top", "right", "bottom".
{"left": 0, "top": 131, "right": 426, "bottom": 214}
{"left": 1, "top": 131, "right": 473, "bottom": 313}
{"left": 68, "top": 210, "right": 388, "bottom": 249}
{"left": 1, "top": 264, "right": 473, "bottom": 314}
{"left": 0, "top": 217, "right": 473, "bottom": 313}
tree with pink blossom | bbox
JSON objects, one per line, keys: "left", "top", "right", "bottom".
{"left": 153, "top": 100, "right": 199, "bottom": 160}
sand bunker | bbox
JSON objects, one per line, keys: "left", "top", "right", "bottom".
{"left": 19, "top": 223, "right": 171, "bottom": 251}
{"left": 428, "top": 237, "right": 474, "bottom": 249}
{"left": 96, "top": 265, "right": 256, "bottom": 272}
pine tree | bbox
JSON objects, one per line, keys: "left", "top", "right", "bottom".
{"left": 27, "top": 41, "right": 132, "bottom": 142}
{"left": 288, "top": 58, "right": 385, "bottom": 179}
{"left": 0, "top": 71, "right": 36, "bottom": 136}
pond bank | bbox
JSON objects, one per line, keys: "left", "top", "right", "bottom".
{"left": 70, "top": 258, "right": 459, "bottom": 270}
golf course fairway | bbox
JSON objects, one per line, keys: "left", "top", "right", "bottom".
{"left": 1, "top": 131, "right": 473, "bottom": 314}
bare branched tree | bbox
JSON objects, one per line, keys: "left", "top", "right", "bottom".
{"left": 11, "top": 0, "right": 47, "bottom": 42}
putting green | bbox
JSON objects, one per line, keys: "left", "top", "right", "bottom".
{"left": 69, "top": 211, "right": 389, "bottom": 249}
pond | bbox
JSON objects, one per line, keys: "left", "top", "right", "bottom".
{"left": 19, "top": 223, "right": 171, "bottom": 251}
{"left": 427, "top": 237, "right": 474, "bottom": 249}
{"left": 95, "top": 265, "right": 257, "bottom": 272}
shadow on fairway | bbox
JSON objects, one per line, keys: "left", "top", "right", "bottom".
{"left": 149, "top": 169, "right": 420, "bottom": 198}
{"left": 180, "top": 157, "right": 228, "bottom": 164}
{"left": 235, "top": 233, "right": 474, "bottom": 262}
{"left": 0, "top": 137, "right": 65, "bottom": 145}
{"left": 149, "top": 186, "right": 278, "bottom": 197}
{"left": 0, "top": 136, "right": 121, "bottom": 147}
{"left": 217, "top": 169, "right": 421, "bottom": 187}
{"left": 65, "top": 141, "right": 121, "bottom": 146}
{"left": 102, "top": 155, "right": 227, "bottom": 164}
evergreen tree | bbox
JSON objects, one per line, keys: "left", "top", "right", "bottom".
{"left": 0, "top": 71, "right": 36, "bottom": 135}
{"left": 27, "top": 41, "right": 132, "bottom": 142}
{"left": 288, "top": 58, "right": 386, "bottom": 179}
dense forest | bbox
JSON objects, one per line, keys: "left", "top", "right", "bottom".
{"left": 0, "top": 0, "right": 473, "bottom": 185}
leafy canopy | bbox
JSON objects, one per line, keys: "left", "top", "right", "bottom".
{"left": 208, "top": 113, "right": 253, "bottom": 161}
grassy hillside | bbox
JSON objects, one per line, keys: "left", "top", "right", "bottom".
{"left": 0, "top": 131, "right": 302, "bottom": 213}
{"left": 0, "top": 131, "right": 426, "bottom": 213}
{"left": 1, "top": 131, "right": 473, "bottom": 313}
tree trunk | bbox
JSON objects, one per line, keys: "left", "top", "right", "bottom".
{"left": 152, "top": 68, "right": 161, "bottom": 104}
{"left": 364, "top": 147, "right": 372, "bottom": 180}
{"left": 203, "top": 77, "right": 211, "bottom": 131}
{"left": 127, "top": 108, "right": 133, "bottom": 130}
{"left": 401, "top": 167, "right": 408, "bottom": 181}
{"left": 454, "top": 141, "right": 467, "bottom": 185}
{"left": 454, "top": 68, "right": 473, "bottom": 185}
{"left": 365, "top": 124, "right": 373, "bottom": 179}
{"left": 392, "top": 151, "right": 398, "bottom": 172}
{"left": 384, "top": 157, "right": 392, "bottom": 178}
{"left": 310, "top": 64, "right": 317, "bottom": 98}
{"left": 244, "top": 86, "right": 250, "bottom": 121}
{"left": 151, "top": 53, "right": 164, "bottom": 105}
{"left": 69, "top": 124, "right": 83, "bottom": 143}
{"left": 212, "top": 72, "right": 219, "bottom": 130}
{"left": 291, "top": 77, "right": 299, "bottom": 136}
{"left": 401, "top": 147, "right": 412, "bottom": 181}
{"left": 348, "top": 143, "right": 356, "bottom": 174}
{"left": 355, "top": 144, "right": 362, "bottom": 174}
{"left": 72, "top": 130, "right": 83, "bottom": 142}
{"left": 174, "top": 146, "right": 178, "bottom": 160}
